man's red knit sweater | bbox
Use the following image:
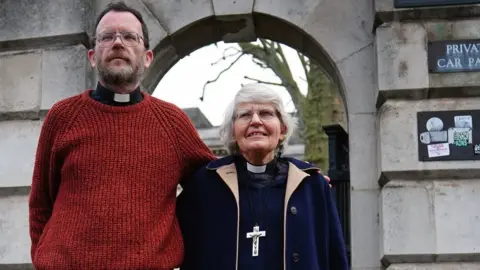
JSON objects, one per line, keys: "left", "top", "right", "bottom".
{"left": 29, "top": 90, "right": 216, "bottom": 270}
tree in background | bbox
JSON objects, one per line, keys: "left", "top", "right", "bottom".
{"left": 201, "top": 39, "right": 345, "bottom": 171}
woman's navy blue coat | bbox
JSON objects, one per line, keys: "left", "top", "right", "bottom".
{"left": 176, "top": 155, "right": 349, "bottom": 270}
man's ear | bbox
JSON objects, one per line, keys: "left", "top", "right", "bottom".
{"left": 88, "top": 49, "right": 96, "bottom": 68}
{"left": 144, "top": 50, "right": 153, "bottom": 68}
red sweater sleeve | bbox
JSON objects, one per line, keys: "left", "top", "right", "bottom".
{"left": 171, "top": 107, "right": 216, "bottom": 184}
{"left": 150, "top": 99, "right": 216, "bottom": 185}
{"left": 29, "top": 103, "right": 69, "bottom": 260}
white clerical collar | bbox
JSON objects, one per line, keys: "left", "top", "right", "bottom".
{"left": 246, "top": 162, "right": 266, "bottom": 173}
{"left": 113, "top": 93, "right": 130, "bottom": 103}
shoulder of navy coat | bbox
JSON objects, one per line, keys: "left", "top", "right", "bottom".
{"left": 205, "top": 154, "right": 319, "bottom": 171}
{"left": 176, "top": 155, "right": 349, "bottom": 270}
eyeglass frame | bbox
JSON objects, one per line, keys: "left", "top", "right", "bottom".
{"left": 92, "top": 31, "right": 145, "bottom": 48}
{"left": 233, "top": 108, "right": 281, "bottom": 124}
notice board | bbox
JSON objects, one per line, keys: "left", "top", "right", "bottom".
{"left": 417, "top": 110, "right": 480, "bottom": 161}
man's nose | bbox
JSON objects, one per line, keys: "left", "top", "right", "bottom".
{"left": 112, "top": 35, "right": 124, "bottom": 47}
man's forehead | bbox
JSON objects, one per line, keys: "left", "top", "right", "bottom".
{"left": 96, "top": 11, "right": 142, "bottom": 33}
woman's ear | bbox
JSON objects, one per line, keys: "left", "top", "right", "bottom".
{"left": 234, "top": 143, "right": 240, "bottom": 153}
{"left": 279, "top": 124, "right": 287, "bottom": 141}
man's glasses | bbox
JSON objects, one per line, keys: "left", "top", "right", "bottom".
{"left": 94, "top": 32, "right": 144, "bottom": 48}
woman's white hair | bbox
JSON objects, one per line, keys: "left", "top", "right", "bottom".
{"left": 219, "top": 83, "right": 298, "bottom": 154}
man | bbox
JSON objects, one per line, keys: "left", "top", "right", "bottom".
{"left": 28, "top": 2, "right": 215, "bottom": 269}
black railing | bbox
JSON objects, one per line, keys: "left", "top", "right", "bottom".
{"left": 322, "top": 124, "right": 351, "bottom": 265}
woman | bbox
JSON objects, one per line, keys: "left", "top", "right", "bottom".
{"left": 176, "top": 84, "right": 349, "bottom": 270}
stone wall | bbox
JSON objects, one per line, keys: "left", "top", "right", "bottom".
{"left": 375, "top": 1, "right": 480, "bottom": 269}
{"left": 0, "top": 1, "right": 94, "bottom": 268}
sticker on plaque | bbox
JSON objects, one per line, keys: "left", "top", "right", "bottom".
{"left": 419, "top": 131, "right": 448, "bottom": 144}
{"left": 419, "top": 131, "right": 431, "bottom": 144}
{"left": 420, "top": 117, "right": 448, "bottom": 144}
{"left": 448, "top": 127, "right": 472, "bottom": 146}
{"left": 454, "top": 115, "right": 472, "bottom": 129}
{"left": 475, "top": 144, "right": 480, "bottom": 155}
{"left": 454, "top": 131, "right": 469, "bottom": 147}
{"left": 426, "top": 117, "right": 444, "bottom": 132}
{"left": 427, "top": 143, "right": 450, "bottom": 158}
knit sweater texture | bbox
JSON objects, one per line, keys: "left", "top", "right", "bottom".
{"left": 29, "top": 90, "right": 216, "bottom": 270}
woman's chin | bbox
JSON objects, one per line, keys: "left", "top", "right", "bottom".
{"left": 242, "top": 145, "right": 274, "bottom": 156}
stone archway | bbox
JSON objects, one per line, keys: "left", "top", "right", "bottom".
{"left": 138, "top": 1, "right": 376, "bottom": 117}
{"left": 0, "top": 1, "right": 379, "bottom": 269}
{"left": 134, "top": 1, "right": 379, "bottom": 269}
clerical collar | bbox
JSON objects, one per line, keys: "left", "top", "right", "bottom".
{"left": 236, "top": 155, "right": 277, "bottom": 174}
{"left": 90, "top": 82, "right": 143, "bottom": 106}
{"left": 246, "top": 163, "right": 267, "bottom": 173}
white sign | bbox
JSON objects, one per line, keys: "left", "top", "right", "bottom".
{"left": 454, "top": 115, "right": 472, "bottom": 129}
{"left": 427, "top": 143, "right": 450, "bottom": 158}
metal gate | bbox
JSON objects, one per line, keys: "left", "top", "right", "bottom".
{"left": 323, "top": 124, "right": 351, "bottom": 265}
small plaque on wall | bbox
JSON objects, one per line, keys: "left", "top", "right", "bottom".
{"left": 417, "top": 110, "right": 480, "bottom": 161}
{"left": 395, "top": 0, "right": 480, "bottom": 8}
{"left": 428, "top": 39, "right": 480, "bottom": 73}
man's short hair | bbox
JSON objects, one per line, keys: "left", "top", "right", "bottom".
{"left": 92, "top": 1, "right": 150, "bottom": 49}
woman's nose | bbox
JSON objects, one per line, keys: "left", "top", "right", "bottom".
{"left": 250, "top": 113, "right": 262, "bottom": 125}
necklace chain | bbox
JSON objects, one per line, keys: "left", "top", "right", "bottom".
{"left": 244, "top": 154, "right": 280, "bottom": 229}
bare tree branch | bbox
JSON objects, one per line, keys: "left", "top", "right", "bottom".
{"left": 252, "top": 58, "right": 268, "bottom": 69}
{"left": 276, "top": 44, "right": 290, "bottom": 67}
{"left": 238, "top": 41, "right": 305, "bottom": 117}
{"left": 259, "top": 39, "right": 270, "bottom": 48}
{"left": 262, "top": 39, "right": 278, "bottom": 59}
{"left": 200, "top": 53, "right": 246, "bottom": 101}
{"left": 210, "top": 47, "right": 242, "bottom": 66}
{"left": 259, "top": 39, "right": 271, "bottom": 55}
{"left": 244, "top": 76, "right": 285, "bottom": 87}
{"left": 224, "top": 46, "right": 242, "bottom": 55}
{"left": 297, "top": 52, "right": 310, "bottom": 87}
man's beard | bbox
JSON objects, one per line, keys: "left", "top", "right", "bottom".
{"left": 96, "top": 57, "right": 144, "bottom": 86}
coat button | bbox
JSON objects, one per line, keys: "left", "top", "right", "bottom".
{"left": 292, "top": 253, "right": 300, "bottom": 262}
{"left": 290, "top": 206, "right": 297, "bottom": 215}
